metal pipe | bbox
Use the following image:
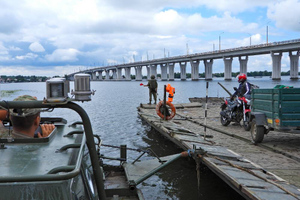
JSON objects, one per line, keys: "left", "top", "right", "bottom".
{"left": 57, "top": 143, "right": 81, "bottom": 152}
{"left": 134, "top": 152, "right": 188, "bottom": 185}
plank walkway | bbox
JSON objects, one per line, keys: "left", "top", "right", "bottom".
{"left": 137, "top": 101, "right": 300, "bottom": 200}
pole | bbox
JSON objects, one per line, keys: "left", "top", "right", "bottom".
{"left": 196, "top": 158, "right": 201, "bottom": 198}
{"left": 164, "top": 85, "right": 167, "bottom": 120}
{"left": 219, "top": 32, "right": 224, "bottom": 51}
{"left": 219, "top": 35, "right": 221, "bottom": 51}
{"left": 120, "top": 145, "right": 127, "bottom": 165}
{"left": 204, "top": 82, "right": 208, "bottom": 140}
{"left": 266, "top": 25, "right": 268, "bottom": 44}
{"left": 218, "top": 82, "right": 232, "bottom": 97}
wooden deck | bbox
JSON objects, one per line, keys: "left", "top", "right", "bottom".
{"left": 137, "top": 101, "right": 300, "bottom": 200}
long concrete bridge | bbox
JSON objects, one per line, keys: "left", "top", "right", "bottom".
{"left": 68, "top": 38, "right": 300, "bottom": 81}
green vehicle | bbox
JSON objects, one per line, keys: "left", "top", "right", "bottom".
{"left": 250, "top": 86, "right": 300, "bottom": 143}
{"left": 0, "top": 75, "right": 184, "bottom": 200}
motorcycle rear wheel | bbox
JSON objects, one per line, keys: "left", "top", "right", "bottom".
{"left": 220, "top": 109, "right": 230, "bottom": 126}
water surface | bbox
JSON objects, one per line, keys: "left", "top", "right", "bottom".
{"left": 1, "top": 76, "right": 298, "bottom": 200}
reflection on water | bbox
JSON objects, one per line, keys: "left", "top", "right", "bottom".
{"left": 0, "top": 76, "right": 299, "bottom": 199}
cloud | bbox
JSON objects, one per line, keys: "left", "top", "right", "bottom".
{"left": 186, "top": 12, "right": 259, "bottom": 33}
{"left": 15, "top": 53, "right": 38, "bottom": 60}
{"left": 8, "top": 46, "right": 22, "bottom": 51}
{"left": 195, "top": 0, "right": 274, "bottom": 13}
{"left": 0, "top": 0, "right": 298, "bottom": 77}
{"left": 0, "top": 2, "right": 22, "bottom": 34}
{"left": 29, "top": 42, "right": 45, "bottom": 52}
{"left": 0, "top": 65, "right": 84, "bottom": 76}
{"left": 0, "top": 42, "right": 8, "bottom": 55}
{"left": 46, "top": 48, "right": 80, "bottom": 62}
{"left": 267, "top": 0, "right": 300, "bottom": 31}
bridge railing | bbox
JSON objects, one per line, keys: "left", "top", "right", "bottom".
{"left": 70, "top": 38, "right": 300, "bottom": 75}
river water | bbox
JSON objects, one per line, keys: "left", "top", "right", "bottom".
{"left": 0, "top": 76, "right": 299, "bottom": 200}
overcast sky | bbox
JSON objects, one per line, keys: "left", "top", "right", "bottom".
{"left": 0, "top": 0, "right": 300, "bottom": 77}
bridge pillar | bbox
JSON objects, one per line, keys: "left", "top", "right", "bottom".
{"left": 150, "top": 64, "right": 157, "bottom": 78}
{"left": 92, "top": 71, "right": 97, "bottom": 81}
{"left": 179, "top": 62, "right": 187, "bottom": 80}
{"left": 271, "top": 52, "right": 282, "bottom": 80}
{"left": 125, "top": 67, "right": 131, "bottom": 81}
{"left": 223, "top": 57, "right": 233, "bottom": 80}
{"left": 160, "top": 64, "right": 168, "bottom": 81}
{"left": 239, "top": 56, "right": 248, "bottom": 75}
{"left": 135, "top": 66, "right": 142, "bottom": 81}
{"left": 112, "top": 69, "right": 117, "bottom": 80}
{"left": 146, "top": 65, "right": 150, "bottom": 80}
{"left": 98, "top": 71, "right": 103, "bottom": 80}
{"left": 117, "top": 68, "right": 122, "bottom": 80}
{"left": 190, "top": 60, "right": 199, "bottom": 81}
{"left": 168, "top": 63, "right": 175, "bottom": 81}
{"left": 289, "top": 51, "right": 299, "bottom": 79}
{"left": 204, "top": 59, "right": 213, "bottom": 80}
{"left": 105, "top": 70, "right": 110, "bottom": 80}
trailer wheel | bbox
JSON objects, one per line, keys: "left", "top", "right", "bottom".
{"left": 243, "top": 112, "right": 251, "bottom": 131}
{"left": 250, "top": 118, "right": 264, "bottom": 143}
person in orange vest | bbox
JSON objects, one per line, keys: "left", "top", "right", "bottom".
{"left": 166, "top": 84, "right": 175, "bottom": 103}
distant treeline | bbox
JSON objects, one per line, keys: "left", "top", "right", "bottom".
{"left": 0, "top": 75, "right": 50, "bottom": 83}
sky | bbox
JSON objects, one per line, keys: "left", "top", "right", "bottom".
{"left": 0, "top": 0, "right": 300, "bottom": 77}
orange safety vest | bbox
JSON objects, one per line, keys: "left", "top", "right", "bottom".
{"left": 166, "top": 84, "right": 175, "bottom": 102}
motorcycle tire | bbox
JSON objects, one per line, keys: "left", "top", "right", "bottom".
{"left": 243, "top": 112, "right": 251, "bottom": 131}
{"left": 220, "top": 109, "right": 230, "bottom": 126}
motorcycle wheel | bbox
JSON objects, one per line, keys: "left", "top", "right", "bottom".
{"left": 243, "top": 112, "right": 251, "bottom": 131}
{"left": 250, "top": 118, "right": 265, "bottom": 143}
{"left": 220, "top": 109, "right": 230, "bottom": 126}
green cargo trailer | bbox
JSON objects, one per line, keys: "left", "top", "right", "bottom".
{"left": 250, "top": 86, "right": 300, "bottom": 143}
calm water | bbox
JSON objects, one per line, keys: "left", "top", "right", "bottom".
{"left": 1, "top": 76, "right": 299, "bottom": 200}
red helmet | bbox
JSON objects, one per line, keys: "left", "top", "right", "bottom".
{"left": 237, "top": 73, "right": 247, "bottom": 83}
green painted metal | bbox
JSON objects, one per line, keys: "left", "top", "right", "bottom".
{"left": 251, "top": 87, "right": 300, "bottom": 129}
{"left": 0, "top": 100, "right": 107, "bottom": 200}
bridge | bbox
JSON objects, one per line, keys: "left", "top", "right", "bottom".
{"left": 68, "top": 38, "right": 300, "bottom": 81}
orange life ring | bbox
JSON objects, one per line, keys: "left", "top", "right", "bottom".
{"left": 0, "top": 110, "right": 8, "bottom": 121}
{"left": 156, "top": 101, "right": 176, "bottom": 120}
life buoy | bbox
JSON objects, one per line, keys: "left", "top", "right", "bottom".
{"left": 156, "top": 101, "right": 176, "bottom": 120}
{"left": 0, "top": 110, "right": 8, "bottom": 121}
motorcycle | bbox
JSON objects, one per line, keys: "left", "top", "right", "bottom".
{"left": 220, "top": 90, "right": 252, "bottom": 131}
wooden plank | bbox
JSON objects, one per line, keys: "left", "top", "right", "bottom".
{"left": 137, "top": 104, "right": 300, "bottom": 200}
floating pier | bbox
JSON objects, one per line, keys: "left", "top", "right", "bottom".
{"left": 137, "top": 99, "right": 300, "bottom": 200}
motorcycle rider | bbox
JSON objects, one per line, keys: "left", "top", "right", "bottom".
{"left": 231, "top": 73, "right": 251, "bottom": 100}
